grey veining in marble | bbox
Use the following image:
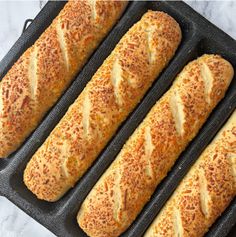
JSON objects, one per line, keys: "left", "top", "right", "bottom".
{"left": 0, "top": 1, "right": 235, "bottom": 237}
{"left": 0, "top": 196, "right": 54, "bottom": 237}
{"left": 186, "top": 1, "right": 236, "bottom": 39}
{"left": 0, "top": 1, "right": 45, "bottom": 61}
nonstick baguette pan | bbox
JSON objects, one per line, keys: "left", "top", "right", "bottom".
{"left": 0, "top": 1, "right": 235, "bottom": 237}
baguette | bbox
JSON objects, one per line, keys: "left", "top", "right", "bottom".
{"left": 23, "top": 11, "right": 182, "bottom": 201}
{"left": 77, "top": 54, "right": 234, "bottom": 237}
{"left": 0, "top": 0, "right": 128, "bottom": 158}
{"left": 145, "top": 110, "right": 236, "bottom": 237}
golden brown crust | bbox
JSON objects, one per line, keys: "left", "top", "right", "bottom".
{"left": 0, "top": 0, "right": 128, "bottom": 158}
{"left": 77, "top": 54, "right": 234, "bottom": 237}
{"left": 145, "top": 110, "right": 236, "bottom": 237}
{"left": 23, "top": 11, "right": 182, "bottom": 201}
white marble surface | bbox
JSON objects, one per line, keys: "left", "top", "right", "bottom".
{"left": 0, "top": 1, "right": 235, "bottom": 237}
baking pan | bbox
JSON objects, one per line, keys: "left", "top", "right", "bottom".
{"left": 0, "top": 1, "right": 235, "bottom": 237}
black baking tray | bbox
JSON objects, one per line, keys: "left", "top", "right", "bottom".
{"left": 0, "top": 1, "right": 235, "bottom": 237}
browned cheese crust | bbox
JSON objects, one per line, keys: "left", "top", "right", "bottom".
{"left": 145, "top": 110, "right": 236, "bottom": 237}
{"left": 77, "top": 54, "right": 234, "bottom": 237}
{"left": 0, "top": 0, "right": 128, "bottom": 157}
{"left": 23, "top": 11, "right": 182, "bottom": 202}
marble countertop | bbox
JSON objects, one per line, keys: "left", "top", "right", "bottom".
{"left": 0, "top": 1, "right": 235, "bottom": 237}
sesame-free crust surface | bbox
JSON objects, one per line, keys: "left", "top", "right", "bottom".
{"left": 145, "top": 110, "right": 236, "bottom": 237}
{"left": 77, "top": 54, "right": 234, "bottom": 237}
{"left": 0, "top": 0, "right": 127, "bottom": 158}
{"left": 23, "top": 11, "right": 182, "bottom": 202}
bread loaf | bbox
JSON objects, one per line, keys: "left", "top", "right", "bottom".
{"left": 0, "top": 0, "right": 128, "bottom": 158}
{"left": 23, "top": 11, "right": 182, "bottom": 201}
{"left": 145, "top": 110, "right": 236, "bottom": 237}
{"left": 77, "top": 54, "right": 234, "bottom": 237}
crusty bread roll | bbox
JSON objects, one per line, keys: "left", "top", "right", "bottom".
{"left": 77, "top": 54, "right": 234, "bottom": 237}
{"left": 0, "top": 0, "right": 128, "bottom": 158}
{"left": 23, "top": 11, "right": 182, "bottom": 202}
{"left": 144, "top": 110, "right": 236, "bottom": 237}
